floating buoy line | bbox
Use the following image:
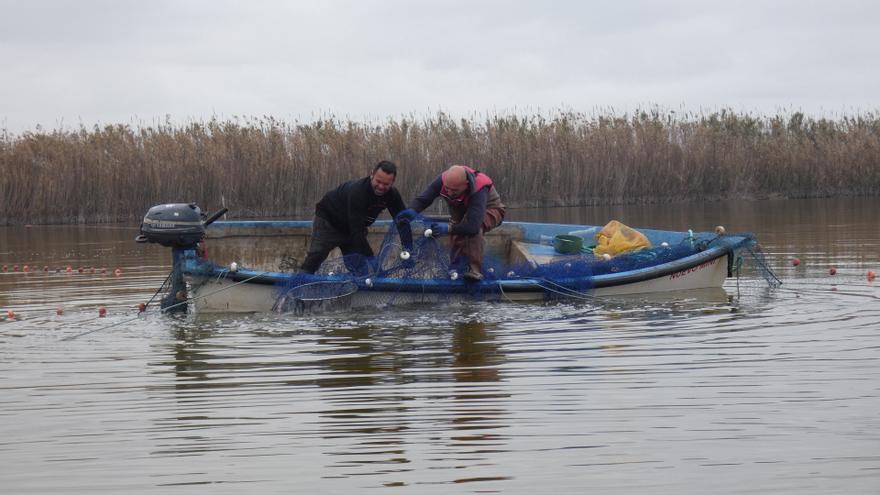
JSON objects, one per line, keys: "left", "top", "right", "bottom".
{"left": 0, "top": 254, "right": 878, "bottom": 335}
{"left": 51, "top": 268, "right": 273, "bottom": 341}
{"left": 1, "top": 264, "right": 122, "bottom": 275}
{"left": 0, "top": 264, "right": 142, "bottom": 326}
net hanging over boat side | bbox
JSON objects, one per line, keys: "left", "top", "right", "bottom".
{"left": 272, "top": 214, "right": 780, "bottom": 312}
{"left": 272, "top": 279, "right": 358, "bottom": 315}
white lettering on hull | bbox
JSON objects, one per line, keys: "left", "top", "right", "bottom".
{"left": 669, "top": 257, "right": 720, "bottom": 280}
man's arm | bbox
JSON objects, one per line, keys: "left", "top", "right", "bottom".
{"left": 450, "top": 188, "right": 488, "bottom": 236}
{"left": 388, "top": 188, "right": 407, "bottom": 218}
{"left": 388, "top": 189, "right": 414, "bottom": 251}
{"left": 409, "top": 176, "right": 443, "bottom": 213}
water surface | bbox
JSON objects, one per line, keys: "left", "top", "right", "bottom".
{"left": 2, "top": 198, "right": 879, "bottom": 494}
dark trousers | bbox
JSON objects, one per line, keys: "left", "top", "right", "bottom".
{"left": 300, "top": 216, "right": 373, "bottom": 275}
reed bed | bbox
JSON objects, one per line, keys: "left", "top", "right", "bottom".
{"left": 1, "top": 110, "right": 879, "bottom": 225}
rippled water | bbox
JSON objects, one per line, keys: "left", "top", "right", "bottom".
{"left": 2, "top": 198, "right": 880, "bottom": 494}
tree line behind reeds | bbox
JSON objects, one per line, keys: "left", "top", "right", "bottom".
{"left": 1, "top": 110, "right": 879, "bottom": 225}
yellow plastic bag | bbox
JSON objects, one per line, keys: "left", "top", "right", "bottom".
{"left": 593, "top": 220, "right": 651, "bottom": 257}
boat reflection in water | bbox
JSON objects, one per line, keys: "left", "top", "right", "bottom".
{"left": 149, "top": 316, "right": 513, "bottom": 486}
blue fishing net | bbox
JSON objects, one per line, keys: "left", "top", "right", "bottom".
{"left": 272, "top": 214, "right": 777, "bottom": 313}
{"left": 272, "top": 279, "right": 358, "bottom": 314}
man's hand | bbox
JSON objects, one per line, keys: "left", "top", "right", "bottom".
{"left": 429, "top": 222, "right": 450, "bottom": 236}
{"left": 395, "top": 208, "right": 418, "bottom": 223}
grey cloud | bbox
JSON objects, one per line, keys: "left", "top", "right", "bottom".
{"left": 1, "top": 0, "right": 878, "bottom": 132}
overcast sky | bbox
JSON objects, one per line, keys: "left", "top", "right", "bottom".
{"left": 1, "top": 0, "right": 878, "bottom": 133}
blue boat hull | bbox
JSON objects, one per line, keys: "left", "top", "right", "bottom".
{"left": 179, "top": 220, "right": 750, "bottom": 313}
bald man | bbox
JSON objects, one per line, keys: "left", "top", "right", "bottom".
{"left": 397, "top": 165, "right": 505, "bottom": 281}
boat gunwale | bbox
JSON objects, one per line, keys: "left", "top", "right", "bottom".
{"left": 188, "top": 220, "right": 745, "bottom": 293}
{"left": 188, "top": 246, "right": 732, "bottom": 293}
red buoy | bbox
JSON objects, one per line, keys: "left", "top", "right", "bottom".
{"left": 56, "top": 308, "right": 64, "bottom": 316}
{"left": 98, "top": 307, "right": 107, "bottom": 317}
{"left": 868, "top": 271, "right": 877, "bottom": 282}
{"left": 829, "top": 267, "right": 837, "bottom": 276}
{"left": 791, "top": 258, "right": 801, "bottom": 267}
{"left": 137, "top": 303, "right": 146, "bottom": 313}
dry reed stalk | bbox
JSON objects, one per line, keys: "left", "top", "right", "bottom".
{"left": 0, "top": 110, "right": 878, "bottom": 225}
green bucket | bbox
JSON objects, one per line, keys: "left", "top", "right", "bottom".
{"left": 553, "top": 234, "right": 583, "bottom": 254}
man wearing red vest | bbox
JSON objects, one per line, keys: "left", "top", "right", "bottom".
{"left": 397, "top": 165, "right": 506, "bottom": 281}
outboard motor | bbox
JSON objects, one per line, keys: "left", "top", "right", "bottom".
{"left": 136, "top": 203, "right": 207, "bottom": 248}
{"left": 136, "top": 203, "right": 228, "bottom": 313}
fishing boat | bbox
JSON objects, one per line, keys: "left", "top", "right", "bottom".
{"left": 136, "top": 203, "right": 773, "bottom": 314}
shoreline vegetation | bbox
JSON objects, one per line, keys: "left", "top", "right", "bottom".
{"left": 1, "top": 110, "right": 878, "bottom": 225}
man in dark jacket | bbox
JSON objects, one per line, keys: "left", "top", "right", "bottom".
{"left": 396, "top": 164, "right": 505, "bottom": 281}
{"left": 301, "top": 160, "right": 407, "bottom": 274}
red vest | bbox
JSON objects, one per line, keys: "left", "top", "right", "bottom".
{"left": 440, "top": 166, "right": 493, "bottom": 208}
